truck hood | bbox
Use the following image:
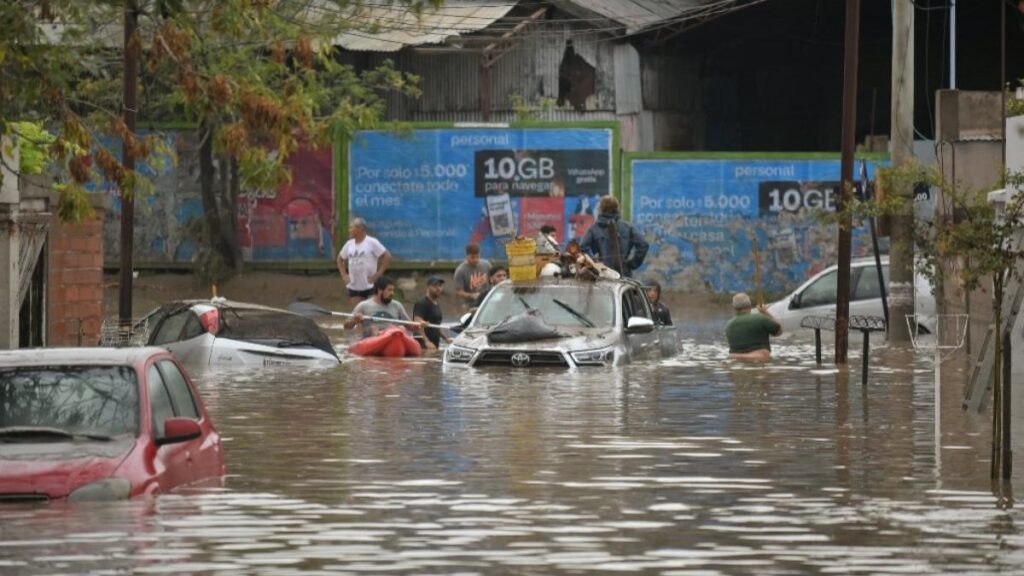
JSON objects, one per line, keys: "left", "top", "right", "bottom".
{"left": 456, "top": 326, "right": 619, "bottom": 352}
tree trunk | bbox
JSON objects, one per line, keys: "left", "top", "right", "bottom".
{"left": 198, "top": 125, "right": 239, "bottom": 276}
{"left": 992, "top": 274, "right": 1004, "bottom": 478}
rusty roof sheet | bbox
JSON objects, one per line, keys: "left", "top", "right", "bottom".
{"left": 553, "top": 0, "right": 749, "bottom": 34}
{"left": 331, "top": 0, "right": 517, "bottom": 52}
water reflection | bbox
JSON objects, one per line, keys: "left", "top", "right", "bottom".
{"left": 3, "top": 316, "right": 1022, "bottom": 575}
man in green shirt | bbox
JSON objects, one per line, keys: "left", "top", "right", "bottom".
{"left": 725, "top": 292, "right": 782, "bottom": 360}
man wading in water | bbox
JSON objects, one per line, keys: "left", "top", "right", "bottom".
{"left": 725, "top": 292, "right": 781, "bottom": 361}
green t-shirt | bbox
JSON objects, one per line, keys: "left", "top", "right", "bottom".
{"left": 725, "top": 312, "right": 781, "bottom": 353}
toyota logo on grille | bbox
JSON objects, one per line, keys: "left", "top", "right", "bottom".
{"left": 510, "top": 353, "right": 531, "bottom": 367}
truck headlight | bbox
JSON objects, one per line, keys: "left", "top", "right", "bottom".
{"left": 69, "top": 478, "right": 131, "bottom": 502}
{"left": 571, "top": 348, "right": 615, "bottom": 366}
{"left": 446, "top": 345, "right": 476, "bottom": 363}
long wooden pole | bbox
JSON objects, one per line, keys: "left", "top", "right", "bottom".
{"left": 835, "top": 0, "right": 861, "bottom": 365}
{"left": 752, "top": 236, "right": 763, "bottom": 308}
{"left": 118, "top": 0, "right": 138, "bottom": 324}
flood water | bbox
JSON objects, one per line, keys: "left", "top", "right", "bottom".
{"left": 4, "top": 309, "right": 1024, "bottom": 575}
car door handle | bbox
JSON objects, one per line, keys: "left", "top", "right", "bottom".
{"left": 186, "top": 451, "right": 193, "bottom": 464}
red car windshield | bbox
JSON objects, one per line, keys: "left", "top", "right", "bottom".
{"left": 0, "top": 366, "right": 139, "bottom": 438}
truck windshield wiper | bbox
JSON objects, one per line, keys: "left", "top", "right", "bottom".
{"left": 553, "top": 299, "right": 595, "bottom": 327}
{"left": 0, "top": 426, "right": 113, "bottom": 442}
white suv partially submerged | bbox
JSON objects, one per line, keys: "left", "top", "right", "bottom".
{"left": 444, "top": 278, "right": 676, "bottom": 368}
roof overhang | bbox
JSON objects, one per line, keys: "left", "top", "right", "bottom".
{"left": 331, "top": 0, "right": 518, "bottom": 52}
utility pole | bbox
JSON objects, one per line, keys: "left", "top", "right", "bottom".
{"left": 118, "top": 0, "right": 138, "bottom": 324}
{"left": 836, "top": 0, "right": 862, "bottom": 364}
{"left": 889, "top": 0, "right": 915, "bottom": 343}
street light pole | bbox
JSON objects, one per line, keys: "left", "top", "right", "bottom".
{"left": 836, "top": 0, "right": 862, "bottom": 364}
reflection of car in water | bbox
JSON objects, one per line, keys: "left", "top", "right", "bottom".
{"left": 138, "top": 300, "right": 340, "bottom": 368}
{"left": 0, "top": 347, "right": 224, "bottom": 501}
{"left": 445, "top": 278, "right": 677, "bottom": 368}
{"left": 765, "top": 256, "right": 936, "bottom": 336}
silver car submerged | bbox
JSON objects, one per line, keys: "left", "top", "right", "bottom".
{"left": 137, "top": 299, "right": 340, "bottom": 368}
{"left": 444, "top": 278, "right": 676, "bottom": 368}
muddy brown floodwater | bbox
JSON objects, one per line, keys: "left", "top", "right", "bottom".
{"left": 4, "top": 274, "right": 1022, "bottom": 574}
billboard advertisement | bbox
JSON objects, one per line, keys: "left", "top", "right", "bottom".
{"left": 629, "top": 155, "right": 886, "bottom": 293}
{"left": 346, "top": 126, "right": 615, "bottom": 261}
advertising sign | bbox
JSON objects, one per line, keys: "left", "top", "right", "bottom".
{"left": 629, "top": 156, "right": 885, "bottom": 293}
{"left": 347, "top": 126, "right": 615, "bottom": 261}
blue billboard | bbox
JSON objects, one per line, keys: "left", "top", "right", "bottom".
{"left": 629, "top": 155, "right": 886, "bottom": 294}
{"left": 346, "top": 126, "right": 616, "bottom": 262}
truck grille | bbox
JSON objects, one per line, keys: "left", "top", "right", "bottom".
{"left": 475, "top": 350, "right": 569, "bottom": 367}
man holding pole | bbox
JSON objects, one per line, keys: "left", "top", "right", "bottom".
{"left": 345, "top": 276, "right": 424, "bottom": 338}
{"left": 725, "top": 292, "right": 782, "bottom": 361}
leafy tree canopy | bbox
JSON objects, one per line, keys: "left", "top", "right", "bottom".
{"left": 1, "top": 0, "right": 439, "bottom": 221}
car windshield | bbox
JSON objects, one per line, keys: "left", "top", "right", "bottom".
{"left": 474, "top": 284, "right": 615, "bottom": 328}
{"left": 217, "top": 307, "right": 336, "bottom": 357}
{"left": 0, "top": 366, "right": 139, "bottom": 437}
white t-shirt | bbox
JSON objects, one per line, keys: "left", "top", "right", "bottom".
{"left": 339, "top": 236, "right": 388, "bottom": 291}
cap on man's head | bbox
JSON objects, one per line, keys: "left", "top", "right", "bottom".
{"left": 427, "top": 275, "right": 445, "bottom": 286}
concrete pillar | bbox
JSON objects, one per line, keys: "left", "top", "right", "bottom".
{"left": 0, "top": 135, "right": 20, "bottom": 348}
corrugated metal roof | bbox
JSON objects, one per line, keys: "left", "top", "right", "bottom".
{"left": 552, "top": 0, "right": 741, "bottom": 34}
{"left": 331, "top": 0, "right": 517, "bottom": 52}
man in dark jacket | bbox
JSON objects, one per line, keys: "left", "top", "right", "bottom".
{"left": 579, "top": 195, "right": 649, "bottom": 277}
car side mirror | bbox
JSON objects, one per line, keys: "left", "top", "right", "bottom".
{"left": 157, "top": 417, "right": 202, "bottom": 447}
{"left": 789, "top": 292, "right": 802, "bottom": 309}
{"left": 460, "top": 312, "right": 473, "bottom": 326}
{"left": 626, "top": 316, "right": 655, "bottom": 334}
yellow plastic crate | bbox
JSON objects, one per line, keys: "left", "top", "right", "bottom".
{"left": 506, "top": 238, "right": 537, "bottom": 280}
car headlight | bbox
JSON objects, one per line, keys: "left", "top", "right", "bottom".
{"left": 571, "top": 348, "right": 615, "bottom": 366}
{"left": 68, "top": 478, "right": 131, "bottom": 502}
{"left": 445, "top": 345, "right": 476, "bottom": 363}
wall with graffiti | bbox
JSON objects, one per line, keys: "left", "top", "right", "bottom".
{"left": 99, "top": 131, "right": 201, "bottom": 264}
{"left": 100, "top": 131, "right": 334, "bottom": 263}
{"left": 628, "top": 154, "right": 887, "bottom": 294}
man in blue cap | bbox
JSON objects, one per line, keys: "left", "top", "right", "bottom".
{"left": 413, "top": 275, "right": 449, "bottom": 351}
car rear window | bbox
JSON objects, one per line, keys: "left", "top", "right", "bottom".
{"left": 216, "top": 307, "right": 336, "bottom": 356}
{"left": 0, "top": 366, "right": 139, "bottom": 437}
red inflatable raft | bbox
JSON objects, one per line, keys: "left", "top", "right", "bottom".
{"left": 349, "top": 327, "right": 422, "bottom": 358}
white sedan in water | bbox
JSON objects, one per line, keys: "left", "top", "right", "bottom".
{"left": 765, "top": 256, "right": 936, "bottom": 336}
{"left": 138, "top": 299, "right": 340, "bottom": 367}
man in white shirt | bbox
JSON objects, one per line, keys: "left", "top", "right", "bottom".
{"left": 337, "top": 217, "right": 392, "bottom": 303}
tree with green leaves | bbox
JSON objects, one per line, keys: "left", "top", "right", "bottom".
{"left": 915, "top": 171, "right": 1024, "bottom": 479}
{"left": 833, "top": 162, "right": 1023, "bottom": 478}
{"left": 1, "top": 0, "right": 438, "bottom": 281}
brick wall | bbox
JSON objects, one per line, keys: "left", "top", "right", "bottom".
{"left": 48, "top": 209, "right": 105, "bottom": 346}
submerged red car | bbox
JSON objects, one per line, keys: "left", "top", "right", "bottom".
{"left": 0, "top": 347, "right": 224, "bottom": 502}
